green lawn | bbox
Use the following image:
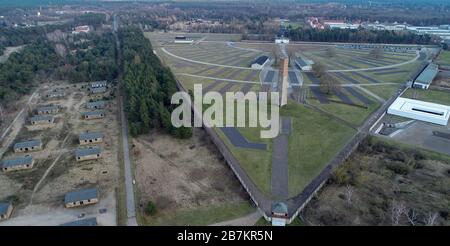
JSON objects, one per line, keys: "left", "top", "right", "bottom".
{"left": 141, "top": 201, "right": 255, "bottom": 226}
{"left": 402, "top": 88, "right": 450, "bottom": 106}
{"left": 437, "top": 50, "right": 450, "bottom": 64}
{"left": 361, "top": 84, "right": 401, "bottom": 100}
{"left": 282, "top": 103, "right": 356, "bottom": 197}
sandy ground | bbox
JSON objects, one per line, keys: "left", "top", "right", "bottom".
{"left": 0, "top": 46, "right": 24, "bottom": 63}
{"left": 133, "top": 128, "right": 249, "bottom": 218}
{"left": 0, "top": 81, "right": 120, "bottom": 226}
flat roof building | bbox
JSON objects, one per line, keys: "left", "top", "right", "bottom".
{"left": 413, "top": 63, "right": 439, "bottom": 89}
{"left": 46, "top": 91, "right": 65, "bottom": 99}
{"left": 2, "top": 155, "right": 34, "bottom": 172}
{"left": 79, "top": 132, "right": 103, "bottom": 145}
{"left": 388, "top": 97, "right": 450, "bottom": 126}
{"left": 174, "top": 36, "right": 194, "bottom": 44}
{"left": 61, "top": 217, "right": 97, "bottom": 226}
{"left": 82, "top": 110, "right": 105, "bottom": 120}
{"left": 0, "top": 202, "right": 13, "bottom": 221}
{"left": 37, "top": 105, "right": 59, "bottom": 115}
{"left": 14, "top": 139, "right": 43, "bottom": 153}
{"left": 90, "top": 81, "right": 107, "bottom": 89}
{"left": 75, "top": 146, "right": 102, "bottom": 161}
{"left": 251, "top": 55, "right": 270, "bottom": 69}
{"left": 91, "top": 87, "right": 107, "bottom": 94}
{"left": 64, "top": 187, "right": 99, "bottom": 208}
{"left": 295, "top": 56, "right": 314, "bottom": 71}
{"left": 86, "top": 101, "right": 106, "bottom": 109}
{"left": 30, "top": 115, "right": 55, "bottom": 125}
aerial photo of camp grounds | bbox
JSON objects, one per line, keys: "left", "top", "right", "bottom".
{"left": 0, "top": 0, "right": 449, "bottom": 227}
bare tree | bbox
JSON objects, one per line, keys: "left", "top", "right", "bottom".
{"left": 319, "top": 73, "right": 341, "bottom": 95}
{"left": 425, "top": 212, "right": 439, "bottom": 226}
{"left": 326, "top": 47, "right": 336, "bottom": 57}
{"left": 406, "top": 209, "right": 417, "bottom": 226}
{"left": 391, "top": 200, "right": 407, "bottom": 225}
{"left": 345, "top": 184, "right": 354, "bottom": 208}
{"left": 312, "top": 62, "right": 326, "bottom": 78}
{"left": 271, "top": 45, "right": 279, "bottom": 66}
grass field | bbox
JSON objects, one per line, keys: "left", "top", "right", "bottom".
{"left": 402, "top": 88, "right": 450, "bottom": 105}
{"left": 361, "top": 84, "right": 401, "bottom": 100}
{"left": 141, "top": 201, "right": 255, "bottom": 226}
{"left": 437, "top": 50, "right": 450, "bottom": 64}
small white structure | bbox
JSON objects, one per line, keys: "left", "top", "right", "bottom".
{"left": 387, "top": 97, "right": 450, "bottom": 126}
{"left": 174, "top": 36, "right": 194, "bottom": 44}
{"left": 275, "top": 37, "right": 290, "bottom": 44}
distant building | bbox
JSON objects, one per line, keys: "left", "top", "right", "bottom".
{"left": 13, "top": 139, "right": 43, "bottom": 153}
{"left": 275, "top": 36, "right": 290, "bottom": 44}
{"left": 174, "top": 36, "right": 194, "bottom": 44}
{"left": 251, "top": 55, "right": 270, "bottom": 69}
{"left": 75, "top": 146, "right": 102, "bottom": 161}
{"left": 30, "top": 115, "right": 55, "bottom": 125}
{"left": 86, "top": 101, "right": 106, "bottom": 109}
{"left": 37, "top": 105, "right": 59, "bottom": 115}
{"left": 91, "top": 87, "right": 107, "bottom": 95}
{"left": 46, "top": 91, "right": 65, "bottom": 99}
{"left": 64, "top": 187, "right": 99, "bottom": 208}
{"left": 0, "top": 202, "right": 13, "bottom": 221}
{"left": 295, "top": 56, "right": 314, "bottom": 71}
{"left": 82, "top": 110, "right": 105, "bottom": 120}
{"left": 61, "top": 217, "right": 97, "bottom": 226}
{"left": 72, "top": 25, "right": 90, "bottom": 35}
{"left": 2, "top": 155, "right": 34, "bottom": 172}
{"left": 271, "top": 202, "right": 288, "bottom": 226}
{"left": 90, "top": 81, "right": 107, "bottom": 89}
{"left": 388, "top": 97, "right": 450, "bottom": 126}
{"left": 324, "top": 20, "right": 360, "bottom": 30}
{"left": 79, "top": 132, "right": 103, "bottom": 145}
{"left": 413, "top": 63, "right": 439, "bottom": 89}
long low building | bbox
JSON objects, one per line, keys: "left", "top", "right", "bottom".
{"left": 86, "top": 101, "right": 106, "bottom": 109}
{"left": 251, "top": 55, "right": 270, "bottom": 69}
{"left": 37, "top": 105, "right": 59, "bottom": 115}
{"left": 30, "top": 115, "right": 55, "bottom": 125}
{"left": 64, "top": 187, "right": 99, "bottom": 208}
{"left": 387, "top": 97, "right": 450, "bottom": 126}
{"left": 2, "top": 155, "right": 34, "bottom": 172}
{"left": 82, "top": 110, "right": 105, "bottom": 120}
{"left": 413, "top": 63, "right": 439, "bottom": 89}
{"left": 75, "top": 146, "right": 102, "bottom": 161}
{"left": 14, "top": 139, "right": 43, "bottom": 153}
{"left": 295, "top": 57, "right": 314, "bottom": 71}
{"left": 79, "top": 132, "right": 103, "bottom": 145}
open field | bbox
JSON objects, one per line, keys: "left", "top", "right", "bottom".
{"left": 302, "top": 137, "right": 450, "bottom": 226}
{"left": 437, "top": 50, "right": 450, "bottom": 64}
{"left": 133, "top": 129, "right": 255, "bottom": 226}
{"left": 0, "top": 81, "right": 120, "bottom": 226}
{"left": 401, "top": 88, "right": 450, "bottom": 105}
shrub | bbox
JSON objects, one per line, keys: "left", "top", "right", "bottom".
{"left": 145, "top": 201, "right": 157, "bottom": 216}
{"left": 384, "top": 161, "right": 410, "bottom": 175}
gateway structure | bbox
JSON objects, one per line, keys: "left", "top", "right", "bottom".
{"left": 387, "top": 97, "right": 450, "bottom": 126}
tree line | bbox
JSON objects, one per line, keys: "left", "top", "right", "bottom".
{"left": 119, "top": 27, "right": 192, "bottom": 139}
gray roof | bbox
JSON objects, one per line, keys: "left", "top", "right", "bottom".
{"left": 2, "top": 155, "right": 33, "bottom": 168}
{"left": 272, "top": 202, "right": 288, "bottom": 214}
{"left": 91, "top": 87, "right": 107, "bottom": 93}
{"left": 0, "top": 202, "right": 11, "bottom": 215}
{"left": 415, "top": 63, "right": 439, "bottom": 85}
{"left": 295, "top": 57, "right": 309, "bottom": 67}
{"left": 82, "top": 110, "right": 105, "bottom": 116}
{"left": 14, "top": 139, "right": 42, "bottom": 149}
{"left": 79, "top": 132, "right": 103, "bottom": 141}
{"left": 253, "top": 55, "right": 269, "bottom": 65}
{"left": 86, "top": 101, "right": 106, "bottom": 108}
{"left": 64, "top": 187, "right": 98, "bottom": 204}
{"left": 61, "top": 217, "right": 97, "bottom": 226}
{"left": 37, "top": 105, "right": 58, "bottom": 112}
{"left": 30, "top": 115, "right": 54, "bottom": 122}
{"left": 75, "top": 146, "right": 102, "bottom": 157}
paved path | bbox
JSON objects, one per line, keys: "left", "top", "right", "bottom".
{"left": 210, "top": 211, "right": 262, "bottom": 226}
{"left": 356, "top": 85, "right": 386, "bottom": 103}
{"left": 271, "top": 117, "right": 291, "bottom": 199}
{"left": 120, "top": 96, "right": 138, "bottom": 226}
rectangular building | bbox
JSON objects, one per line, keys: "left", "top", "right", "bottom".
{"left": 79, "top": 132, "right": 103, "bottom": 145}
{"left": 251, "top": 56, "right": 270, "bottom": 69}
{"left": 91, "top": 87, "right": 107, "bottom": 94}
{"left": 46, "top": 91, "right": 65, "bottom": 99}
{"left": 86, "top": 101, "right": 106, "bottom": 109}
{"left": 174, "top": 36, "right": 194, "bottom": 44}
{"left": 13, "top": 139, "right": 43, "bottom": 153}
{"left": 61, "top": 217, "right": 97, "bottom": 226}
{"left": 413, "top": 63, "right": 439, "bottom": 89}
{"left": 2, "top": 155, "right": 34, "bottom": 172}
{"left": 90, "top": 81, "right": 107, "bottom": 89}
{"left": 75, "top": 146, "right": 102, "bottom": 161}
{"left": 30, "top": 115, "right": 55, "bottom": 125}
{"left": 0, "top": 202, "right": 13, "bottom": 221}
{"left": 37, "top": 105, "right": 59, "bottom": 115}
{"left": 295, "top": 56, "right": 314, "bottom": 71}
{"left": 64, "top": 187, "right": 99, "bottom": 208}
{"left": 388, "top": 97, "right": 450, "bottom": 126}
{"left": 82, "top": 110, "right": 105, "bottom": 120}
